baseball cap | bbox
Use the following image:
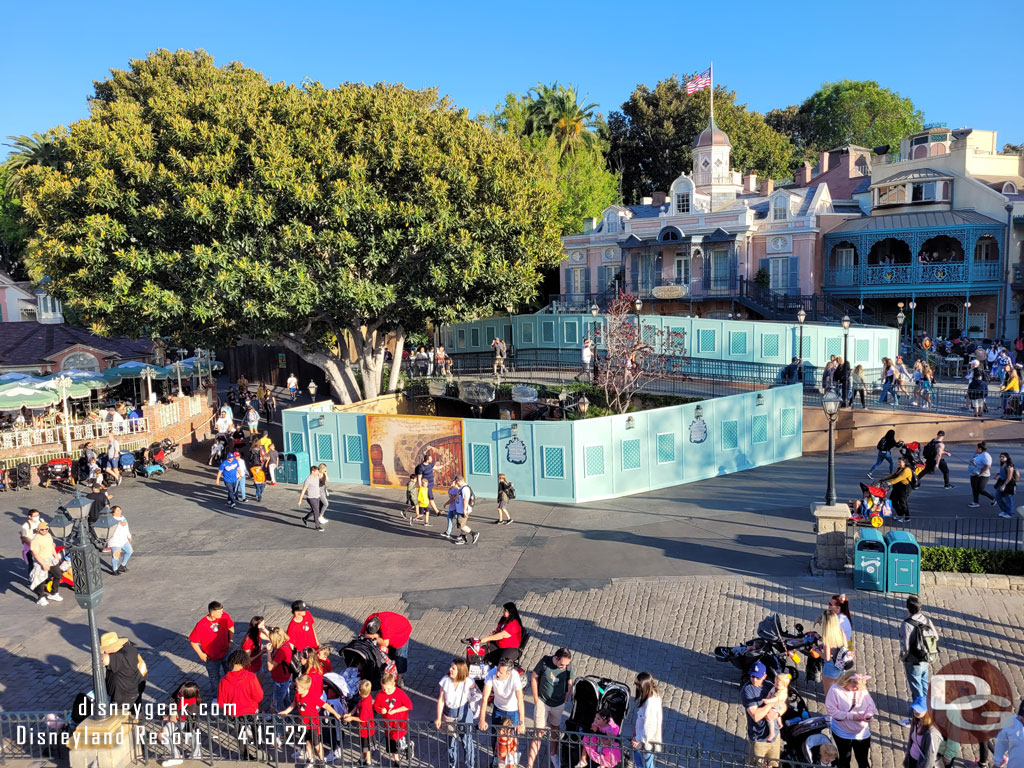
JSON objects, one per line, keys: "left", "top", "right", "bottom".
{"left": 233, "top": 451, "right": 240, "bottom": 457}
{"left": 1018, "top": 698, "right": 1024, "bottom": 718}
{"left": 750, "top": 662, "right": 766, "bottom": 678}
{"left": 291, "top": 600, "right": 307, "bottom": 612}
{"left": 912, "top": 696, "right": 928, "bottom": 716}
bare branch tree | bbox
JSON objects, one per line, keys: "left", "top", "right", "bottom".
{"left": 594, "top": 292, "right": 687, "bottom": 414}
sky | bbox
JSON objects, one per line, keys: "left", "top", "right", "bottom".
{"left": 1, "top": 0, "right": 1021, "bottom": 160}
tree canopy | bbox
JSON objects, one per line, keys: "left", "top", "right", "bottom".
{"left": 488, "top": 90, "right": 618, "bottom": 237}
{"left": 18, "top": 49, "right": 564, "bottom": 402}
{"left": 606, "top": 76, "right": 793, "bottom": 203}
{"left": 767, "top": 79, "right": 924, "bottom": 161}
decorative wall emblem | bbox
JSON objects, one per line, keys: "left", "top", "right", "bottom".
{"left": 505, "top": 437, "right": 528, "bottom": 464}
{"left": 688, "top": 405, "right": 708, "bottom": 444}
{"left": 770, "top": 236, "right": 789, "bottom": 252}
{"left": 570, "top": 251, "right": 586, "bottom": 264}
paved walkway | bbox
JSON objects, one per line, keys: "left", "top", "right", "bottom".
{"left": 3, "top": 442, "right": 1024, "bottom": 768}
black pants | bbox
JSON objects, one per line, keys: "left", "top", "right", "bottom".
{"left": 971, "top": 475, "right": 994, "bottom": 503}
{"left": 922, "top": 458, "right": 950, "bottom": 485}
{"left": 851, "top": 389, "right": 865, "bottom": 407}
{"left": 834, "top": 734, "right": 870, "bottom": 768}
{"left": 484, "top": 644, "right": 521, "bottom": 667}
{"left": 302, "top": 497, "right": 324, "bottom": 529}
{"left": 891, "top": 490, "right": 910, "bottom": 519}
{"left": 841, "top": 380, "right": 850, "bottom": 406}
{"left": 34, "top": 565, "right": 62, "bottom": 597}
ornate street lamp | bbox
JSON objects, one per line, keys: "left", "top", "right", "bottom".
{"left": 857, "top": 302, "right": 865, "bottom": 323}
{"left": 140, "top": 366, "right": 157, "bottom": 405}
{"left": 896, "top": 307, "right": 906, "bottom": 352}
{"left": 578, "top": 394, "right": 590, "bottom": 416}
{"left": 796, "top": 308, "right": 807, "bottom": 386}
{"left": 506, "top": 304, "right": 515, "bottom": 361}
{"left": 841, "top": 314, "right": 851, "bottom": 361}
{"left": 53, "top": 374, "right": 73, "bottom": 452}
{"left": 590, "top": 303, "right": 600, "bottom": 344}
{"left": 48, "top": 491, "right": 116, "bottom": 719}
{"left": 558, "top": 387, "right": 568, "bottom": 420}
{"left": 821, "top": 389, "right": 842, "bottom": 505}
{"left": 308, "top": 381, "right": 318, "bottom": 401}
{"left": 170, "top": 361, "right": 185, "bottom": 397}
{"left": 964, "top": 300, "right": 972, "bottom": 336}
{"left": 908, "top": 301, "right": 917, "bottom": 345}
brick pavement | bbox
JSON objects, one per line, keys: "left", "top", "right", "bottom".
{"left": 4, "top": 575, "right": 1024, "bottom": 768}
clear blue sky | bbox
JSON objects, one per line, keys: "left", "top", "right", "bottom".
{"left": 2, "top": 0, "right": 1021, "bottom": 160}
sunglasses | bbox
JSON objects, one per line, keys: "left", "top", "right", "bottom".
{"left": 38, "top": 527, "right": 50, "bottom": 532}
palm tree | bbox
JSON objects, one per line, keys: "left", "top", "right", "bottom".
{"left": 2, "top": 131, "right": 64, "bottom": 198}
{"left": 525, "top": 83, "right": 600, "bottom": 157}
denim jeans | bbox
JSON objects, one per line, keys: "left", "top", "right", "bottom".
{"left": 236, "top": 476, "right": 246, "bottom": 501}
{"left": 254, "top": 482, "right": 266, "bottom": 501}
{"left": 225, "top": 480, "right": 239, "bottom": 504}
{"left": 112, "top": 541, "right": 133, "bottom": 570}
{"left": 272, "top": 679, "right": 292, "bottom": 712}
{"left": 869, "top": 450, "right": 893, "bottom": 475}
{"left": 205, "top": 657, "right": 226, "bottom": 691}
{"left": 446, "top": 512, "right": 457, "bottom": 537}
{"left": 995, "top": 488, "right": 1015, "bottom": 515}
{"left": 879, "top": 380, "right": 892, "bottom": 403}
{"left": 445, "top": 706, "right": 475, "bottom": 768}
{"left": 633, "top": 750, "right": 656, "bottom": 768}
{"left": 905, "top": 661, "right": 930, "bottom": 714}
{"left": 490, "top": 709, "right": 519, "bottom": 752}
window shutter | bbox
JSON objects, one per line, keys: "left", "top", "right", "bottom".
{"left": 788, "top": 257, "right": 800, "bottom": 295}
{"left": 630, "top": 253, "right": 639, "bottom": 292}
{"left": 655, "top": 253, "right": 663, "bottom": 282}
{"left": 584, "top": 267, "right": 592, "bottom": 295}
{"left": 759, "top": 257, "right": 768, "bottom": 274}
{"left": 729, "top": 253, "right": 738, "bottom": 290}
{"left": 702, "top": 255, "right": 711, "bottom": 290}
{"left": 562, "top": 266, "right": 571, "bottom": 295}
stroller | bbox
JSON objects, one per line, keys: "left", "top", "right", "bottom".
{"left": 560, "top": 677, "right": 631, "bottom": 768}
{"left": 209, "top": 434, "right": 229, "bottom": 464}
{"left": 897, "top": 442, "right": 927, "bottom": 489}
{"left": 137, "top": 445, "right": 166, "bottom": 479}
{"left": 117, "top": 450, "right": 137, "bottom": 478}
{"left": 713, "top": 615, "right": 815, "bottom": 685}
{"left": 783, "top": 713, "right": 836, "bottom": 763}
{"left": 11, "top": 462, "right": 32, "bottom": 490}
{"left": 40, "top": 458, "right": 75, "bottom": 489}
{"left": 339, "top": 635, "right": 392, "bottom": 690}
{"left": 850, "top": 482, "right": 893, "bottom": 527}
{"left": 158, "top": 438, "right": 181, "bottom": 470}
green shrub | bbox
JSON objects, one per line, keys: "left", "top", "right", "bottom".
{"left": 921, "top": 546, "right": 1024, "bottom": 575}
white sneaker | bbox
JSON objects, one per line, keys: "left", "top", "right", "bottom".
{"left": 552, "top": 756, "right": 561, "bottom": 768}
{"left": 161, "top": 760, "right": 184, "bottom": 767}
{"left": 968, "top": 503, "right": 981, "bottom": 508}
{"left": 48, "top": 593, "right": 64, "bottom": 602}
{"left": 36, "top": 596, "right": 49, "bottom": 606}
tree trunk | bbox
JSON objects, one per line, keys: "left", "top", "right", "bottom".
{"left": 277, "top": 335, "right": 357, "bottom": 405}
{"left": 386, "top": 327, "right": 405, "bottom": 393}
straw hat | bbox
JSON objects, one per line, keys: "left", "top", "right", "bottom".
{"left": 99, "top": 632, "right": 129, "bottom": 654}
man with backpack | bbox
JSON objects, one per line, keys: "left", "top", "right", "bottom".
{"left": 920, "top": 431, "right": 955, "bottom": 489}
{"left": 450, "top": 474, "right": 480, "bottom": 546}
{"left": 898, "top": 596, "right": 939, "bottom": 726}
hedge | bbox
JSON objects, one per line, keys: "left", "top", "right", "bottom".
{"left": 921, "top": 546, "right": 1024, "bottom": 575}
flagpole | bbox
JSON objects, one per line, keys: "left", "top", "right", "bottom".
{"left": 710, "top": 61, "right": 714, "bottom": 124}
{"left": 709, "top": 61, "right": 714, "bottom": 214}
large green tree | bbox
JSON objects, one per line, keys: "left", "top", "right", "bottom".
{"left": 607, "top": 76, "right": 793, "bottom": 203}
{"left": 769, "top": 80, "right": 924, "bottom": 159}
{"left": 489, "top": 91, "right": 618, "bottom": 237}
{"left": 19, "top": 50, "right": 563, "bottom": 402}
{"left": 0, "top": 169, "right": 28, "bottom": 276}
{"left": 524, "top": 83, "right": 600, "bottom": 158}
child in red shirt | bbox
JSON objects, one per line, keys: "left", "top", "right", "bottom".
{"left": 344, "top": 680, "right": 375, "bottom": 765}
{"left": 279, "top": 674, "right": 341, "bottom": 766}
{"left": 374, "top": 673, "right": 413, "bottom": 762}
{"left": 240, "top": 616, "right": 268, "bottom": 676}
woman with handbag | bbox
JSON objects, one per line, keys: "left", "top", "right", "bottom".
{"left": 434, "top": 658, "right": 480, "bottom": 768}
{"left": 816, "top": 611, "right": 851, "bottom": 695}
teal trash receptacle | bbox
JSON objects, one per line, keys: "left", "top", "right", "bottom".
{"left": 281, "top": 451, "right": 311, "bottom": 485}
{"left": 884, "top": 530, "right": 921, "bottom": 594}
{"left": 853, "top": 528, "right": 886, "bottom": 591}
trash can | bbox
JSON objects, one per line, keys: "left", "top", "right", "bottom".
{"left": 884, "top": 530, "right": 921, "bottom": 594}
{"left": 853, "top": 528, "right": 886, "bottom": 592}
{"left": 281, "top": 451, "right": 311, "bottom": 485}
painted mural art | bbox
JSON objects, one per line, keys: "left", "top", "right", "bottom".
{"left": 505, "top": 436, "right": 528, "bottom": 464}
{"left": 366, "top": 414, "right": 465, "bottom": 488}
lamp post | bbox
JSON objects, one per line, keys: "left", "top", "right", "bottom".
{"left": 858, "top": 302, "right": 865, "bottom": 324}
{"left": 841, "top": 314, "right": 851, "bottom": 362}
{"left": 308, "top": 381, "right": 318, "bottom": 402}
{"left": 908, "top": 301, "right": 917, "bottom": 349}
{"left": 505, "top": 304, "right": 515, "bottom": 362}
{"left": 896, "top": 307, "right": 906, "bottom": 354}
{"left": 822, "top": 389, "right": 841, "bottom": 505}
{"left": 48, "top": 491, "right": 116, "bottom": 719}
{"left": 964, "top": 301, "right": 972, "bottom": 337}
{"left": 53, "top": 373, "right": 73, "bottom": 453}
{"left": 558, "top": 387, "right": 567, "bottom": 420}
{"left": 796, "top": 308, "right": 806, "bottom": 386}
{"left": 170, "top": 361, "right": 185, "bottom": 397}
{"left": 578, "top": 394, "right": 590, "bottom": 417}
{"left": 140, "top": 366, "right": 156, "bottom": 406}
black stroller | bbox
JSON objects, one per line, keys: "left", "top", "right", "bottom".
{"left": 339, "top": 636, "right": 391, "bottom": 690}
{"left": 780, "top": 687, "right": 836, "bottom": 764}
{"left": 713, "top": 615, "right": 816, "bottom": 685}
{"left": 560, "top": 676, "right": 631, "bottom": 768}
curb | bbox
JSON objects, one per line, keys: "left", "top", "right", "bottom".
{"left": 920, "top": 571, "right": 1024, "bottom": 590}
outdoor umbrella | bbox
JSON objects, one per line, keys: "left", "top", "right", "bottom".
{"left": 0, "top": 383, "right": 61, "bottom": 410}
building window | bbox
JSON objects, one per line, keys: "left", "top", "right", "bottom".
{"left": 772, "top": 198, "right": 788, "bottom": 221}
{"left": 676, "top": 193, "right": 690, "bottom": 214}
{"left": 1004, "top": 182, "right": 1018, "bottom": 195}
{"left": 975, "top": 236, "right": 999, "bottom": 262}
{"left": 855, "top": 158, "right": 869, "bottom": 177}
{"left": 62, "top": 351, "right": 100, "bottom": 372}
{"left": 835, "top": 248, "right": 855, "bottom": 269}
{"left": 606, "top": 214, "right": 618, "bottom": 234}
{"left": 768, "top": 257, "right": 788, "bottom": 291}
{"left": 941, "top": 181, "right": 950, "bottom": 200}
{"left": 877, "top": 185, "right": 907, "bottom": 205}
{"left": 911, "top": 182, "right": 936, "bottom": 202}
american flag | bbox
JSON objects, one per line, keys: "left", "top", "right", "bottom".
{"left": 686, "top": 68, "right": 712, "bottom": 94}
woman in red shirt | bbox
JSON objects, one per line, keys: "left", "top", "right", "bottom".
{"left": 480, "top": 602, "right": 524, "bottom": 666}
{"left": 299, "top": 646, "right": 333, "bottom": 705}
{"left": 241, "top": 616, "right": 268, "bottom": 678}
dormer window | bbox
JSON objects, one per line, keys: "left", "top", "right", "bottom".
{"left": 676, "top": 193, "right": 691, "bottom": 214}
{"left": 911, "top": 182, "right": 937, "bottom": 202}
{"left": 772, "top": 198, "right": 788, "bottom": 221}
{"left": 1004, "top": 182, "right": 1018, "bottom": 195}
{"left": 605, "top": 213, "right": 618, "bottom": 234}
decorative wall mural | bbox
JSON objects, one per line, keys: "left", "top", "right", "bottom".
{"left": 366, "top": 415, "right": 464, "bottom": 488}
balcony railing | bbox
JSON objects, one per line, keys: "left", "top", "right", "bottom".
{"left": 825, "top": 260, "right": 1002, "bottom": 288}
{"left": 630, "top": 275, "right": 739, "bottom": 299}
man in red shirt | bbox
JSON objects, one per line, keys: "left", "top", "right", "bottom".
{"left": 287, "top": 600, "right": 319, "bottom": 651}
{"left": 361, "top": 611, "right": 412, "bottom": 685}
{"left": 189, "top": 601, "right": 234, "bottom": 691}
{"left": 218, "top": 650, "right": 263, "bottom": 717}
{"left": 374, "top": 673, "right": 413, "bottom": 762}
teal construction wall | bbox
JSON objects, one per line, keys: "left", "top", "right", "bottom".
{"left": 281, "top": 385, "right": 803, "bottom": 504}
{"left": 440, "top": 314, "right": 898, "bottom": 370}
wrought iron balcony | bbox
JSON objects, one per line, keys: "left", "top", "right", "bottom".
{"left": 825, "top": 260, "right": 1002, "bottom": 288}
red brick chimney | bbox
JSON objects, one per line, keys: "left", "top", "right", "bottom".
{"left": 818, "top": 151, "right": 830, "bottom": 174}
{"left": 651, "top": 191, "right": 669, "bottom": 206}
{"left": 742, "top": 173, "right": 758, "bottom": 193}
{"left": 758, "top": 179, "right": 774, "bottom": 196}
{"left": 796, "top": 162, "right": 813, "bottom": 185}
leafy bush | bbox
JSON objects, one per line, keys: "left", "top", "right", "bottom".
{"left": 921, "top": 546, "right": 1024, "bottom": 575}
